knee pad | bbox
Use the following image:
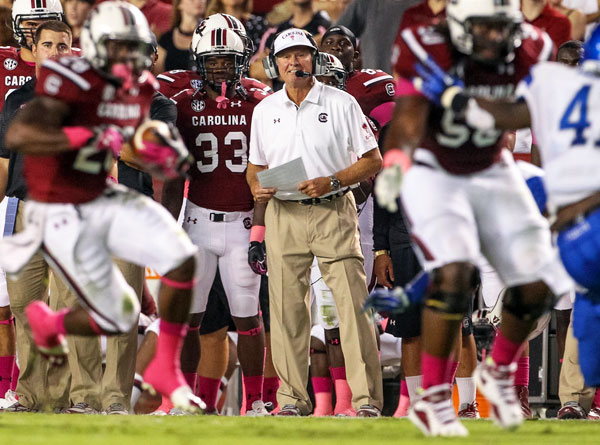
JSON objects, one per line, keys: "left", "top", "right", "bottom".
{"left": 425, "top": 291, "right": 471, "bottom": 320}
{"left": 573, "top": 292, "right": 600, "bottom": 386}
{"left": 502, "top": 285, "right": 554, "bottom": 321}
{"left": 557, "top": 209, "right": 600, "bottom": 292}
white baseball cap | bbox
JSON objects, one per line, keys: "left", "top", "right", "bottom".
{"left": 273, "top": 28, "right": 317, "bottom": 56}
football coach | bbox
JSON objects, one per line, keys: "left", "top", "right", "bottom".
{"left": 246, "top": 28, "right": 383, "bottom": 417}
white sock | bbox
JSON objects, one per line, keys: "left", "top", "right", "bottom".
{"left": 130, "top": 373, "right": 143, "bottom": 413}
{"left": 456, "top": 377, "right": 476, "bottom": 408}
{"left": 405, "top": 375, "right": 422, "bottom": 401}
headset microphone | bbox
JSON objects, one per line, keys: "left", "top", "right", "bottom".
{"left": 295, "top": 70, "right": 312, "bottom": 78}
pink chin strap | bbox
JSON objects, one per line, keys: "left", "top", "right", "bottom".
{"left": 216, "top": 82, "right": 230, "bottom": 109}
{"left": 112, "top": 63, "right": 134, "bottom": 90}
{"left": 160, "top": 276, "right": 197, "bottom": 290}
{"left": 0, "top": 316, "right": 15, "bottom": 325}
{"left": 238, "top": 326, "right": 262, "bottom": 336}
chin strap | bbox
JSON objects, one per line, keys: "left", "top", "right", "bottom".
{"left": 216, "top": 82, "right": 230, "bottom": 109}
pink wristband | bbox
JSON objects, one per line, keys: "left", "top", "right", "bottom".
{"left": 382, "top": 149, "right": 412, "bottom": 171}
{"left": 250, "top": 225, "right": 265, "bottom": 243}
{"left": 63, "top": 126, "right": 94, "bottom": 149}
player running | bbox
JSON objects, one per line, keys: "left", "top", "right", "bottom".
{"left": 377, "top": 0, "right": 572, "bottom": 436}
{"left": 0, "top": 1, "right": 202, "bottom": 414}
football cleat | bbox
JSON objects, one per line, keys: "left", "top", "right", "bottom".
{"left": 587, "top": 404, "right": 600, "bottom": 420}
{"left": 245, "top": 400, "right": 272, "bottom": 417}
{"left": 458, "top": 402, "right": 480, "bottom": 419}
{"left": 474, "top": 358, "right": 522, "bottom": 429}
{"left": 557, "top": 401, "right": 586, "bottom": 419}
{"left": 63, "top": 402, "right": 99, "bottom": 415}
{"left": 516, "top": 385, "right": 532, "bottom": 418}
{"left": 143, "top": 356, "right": 206, "bottom": 414}
{"left": 26, "top": 301, "right": 68, "bottom": 366}
{"left": 408, "top": 384, "right": 468, "bottom": 437}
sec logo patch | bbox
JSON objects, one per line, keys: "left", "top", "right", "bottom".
{"left": 4, "top": 58, "right": 17, "bottom": 71}
{"left": 190, "top": 79, "right": 202, "bottom": 89}
{"left": 191, "top": 100, "right": 205, "bottom": 112}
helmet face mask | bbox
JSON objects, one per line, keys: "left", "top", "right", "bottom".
{"left": 317, "top": 53, "right": 347, "bottom": 90}
{"left": 80, "top": 2, "right": 154, "bottom": 77}
{"left": 467, "top": 17, "right": 521, "bottom": 65}
{"left": 446, "top": 0, "right": 522, "bottom": 64}
{"left": 193, "top": 13, "right": 252, "bottom": 72}
{"left": 12, "top": 0, "right": 65, "bottom": 49}
{"left": 192, "top": 27, "right": 247, "bottom": 92}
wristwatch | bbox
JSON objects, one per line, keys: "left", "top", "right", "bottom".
{"left": 374, "top": 250, "right": 389, "bottom": 258}
{"left": 329, "top": 175, "right": 341, "bottom": 192}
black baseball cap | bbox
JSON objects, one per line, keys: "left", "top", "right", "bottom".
{"left": 322, "top": 25, "right": 357, "bottom": 49}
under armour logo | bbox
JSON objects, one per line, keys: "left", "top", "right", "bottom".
{"left": 230, "top": 100, "right": 242, "bottom": 107}
{"left": 186, "top": 217, "right": 198, "bottom": 224}
{"left": 274, "top": 118, "right": 280, "bottom": 124}
{"left": 389, "top": 319, "right": 396, "bottom": 326}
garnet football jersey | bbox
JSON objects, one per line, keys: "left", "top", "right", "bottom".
{"left": 396, "top": 22, "right": 554, "bottom": 174}
{"left": 171, "top": 85, "right": 270, "bottom": 212}
{"left": 25, "top": 56, "right": 157, "bottom": 204}
{"left": 346, "top": 69, "right": 395, "bottom": 119}
{"left": 0, "top": 47, "right": 35, "bottom": 109}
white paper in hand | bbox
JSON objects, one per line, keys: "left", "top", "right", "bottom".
{"left": 257, "top": 157, "right": 310, "bottom": 200}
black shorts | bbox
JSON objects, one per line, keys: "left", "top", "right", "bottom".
{"left": 385, "top": 244, "right": 423, "bottom": 339}
{"left": 383, "top": 244, "right": 474, "bottom": 338}
{"left": 199, "top": 272, "right": 270, "bottom": 335}
{"left": 199, "top": 271, "right": 234, "bottom": 335}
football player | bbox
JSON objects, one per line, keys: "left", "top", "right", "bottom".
{"left": 0, "top": 0, "right": 65, "bottom": 404}
{"left": 377, "top": 0, "right": 572, "bottom": 436}
{"left": 162, "top": 27, "right": 272, "bottom": 416}
{"left": 320, "top": 25, "right": 396, "bottom": 128}
{"left": 1, "top": 0, "right": 65, "bottom": 108}
{"left": 156, "top": 13, "right": 269, "bottom": 99}
{"left": 0, "top": 1, "right": 203, "bottom": 414}
{"left": 416, "top": 22, "right": 600, "bottom": 399}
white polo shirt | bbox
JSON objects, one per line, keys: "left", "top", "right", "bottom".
{"left": 249, "top": 80, "right": 378, "bottom": 184}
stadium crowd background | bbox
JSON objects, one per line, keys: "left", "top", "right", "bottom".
{"left": 0, "top": 0, "right": 598, "bottom": 425}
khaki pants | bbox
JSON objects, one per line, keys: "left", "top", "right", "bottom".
{"left": 51, "top": 259, "right": 143, "bottom": 411}
{"left": 559, "top": 319, "right": 595, "bottom": 411}
{"left": 7, "top": 201, "right": 70, "bottom": 410}
{"left": 265, "top": 194, "right": 383, "bottom": 414}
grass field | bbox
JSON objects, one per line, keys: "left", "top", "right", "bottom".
{"left": 0, "top": 414, "right": 598, "bottom": 445}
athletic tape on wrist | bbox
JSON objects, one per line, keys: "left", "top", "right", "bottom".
{"left": 250, "top": 225, "right": 266, "bottom": 243}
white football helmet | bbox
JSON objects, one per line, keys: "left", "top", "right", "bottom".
{"left": 318, "top": 53, "right": 347, "bottom": 90}
{"left": 446, "top": 0, "right": 522, "bottom": 62}
{"left": 80, "top": 1, "right": 154, "bottom": 73}
{"left": 192, "top": 27, "right": 247, "bottom": 90}
{"left": 12, "top": 0, "right": 64, "bottom": 48}
{"left": 194, "top": 13, "right": 253, "bottom": 70}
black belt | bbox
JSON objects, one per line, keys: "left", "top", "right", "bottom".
{"left": 296, "top": 188, "right": 350, "bottom": 206}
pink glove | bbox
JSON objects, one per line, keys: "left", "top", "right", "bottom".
{"left": 95, "top": 126, "right": 124, "bottom": 158}
{"left": 137, "top": 141, "right": 182, "bottom": 179}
